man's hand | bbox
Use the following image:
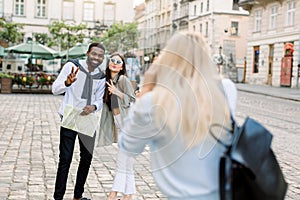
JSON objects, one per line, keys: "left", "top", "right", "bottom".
{"left": 65, "top": 66, "right": 79, "bottom": 87}
{"left": 80, "top": 105, "right": 96, "bottom": 116}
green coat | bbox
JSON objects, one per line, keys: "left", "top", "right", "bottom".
{"left": 97, "top": 75, "right": 136, "bottom": 146}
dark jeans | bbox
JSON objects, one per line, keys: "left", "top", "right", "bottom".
{"left": 53, "top": 127, "right": 95, "bottom": 200}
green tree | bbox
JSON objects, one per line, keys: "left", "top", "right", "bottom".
{"left": 101, "top": 22, "right": 139, "bottom": 54}
{"left": 0, "top": 19, "right": 24, "bottom": 46}
{"left": 33, "top": 33, "right": 49, "bottom": 45}
{"left": 48, "top": 21, "right": 87, "bottom": 50}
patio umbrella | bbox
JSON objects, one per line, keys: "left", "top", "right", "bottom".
{"left": 5, "top": 41, "right": 59, "bottom": 59}
{"left": 60, "top": 43, "right": 89, "bottom": 59}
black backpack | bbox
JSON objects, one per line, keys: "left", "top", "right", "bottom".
{"left": 210, "top": 117, "right": 288, "bottom": 200}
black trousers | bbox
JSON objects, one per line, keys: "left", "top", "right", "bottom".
{"left": 53, "top": 127, "right": 95, "bottom": 200}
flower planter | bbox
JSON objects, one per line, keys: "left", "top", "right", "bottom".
{"left": 1, "top": 77, "right": 13, "bottom": 93}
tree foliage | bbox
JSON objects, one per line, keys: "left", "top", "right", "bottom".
{"left": 101, "top": 22, "right": 139, "bottom": 54}
{"left": 48, "top": 21, "right": 87, "bottom": 50}
{"left": 33, "top": 33, "right": 49, "bottom": 45}
{"left": 0, "top": 19, "right": 24, "bottom": 46}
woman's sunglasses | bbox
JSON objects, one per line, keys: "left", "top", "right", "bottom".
{"left": 110, "top": 58, "right": 123, "bottom": 65}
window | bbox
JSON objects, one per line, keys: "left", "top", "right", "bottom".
{"left": 206, "top": 0, "right": 210, "bottom": 11}
{"left": 83, "top": 2, "right": 94, "bottom": 21}
{"left": 232, "top": 0, "right": 239, "bottom": 10}
{"left": 193, "top": 25, "right": 196, "bottom": 32}
{"left": 15, "top": 0, "right": 25, "bottom": 16}
{"left": 254, "top": 10, "right": 262, "bottom": 32}
{"left": 231, "top": 21, "right": 239, "bottom": 36}
{"left": 180, "top": 2, "right": 188, "bottom": 18}
{"left": 253, "top": 46, "right": 260, "bottom": 73}
{"left": 0, "top": 0, "right": 3, "bottom": 18}
{"left": 286, "top": 0, "right": 295, "bottom": 26}
{"left": 269, "top": 5, "right": 278, "bottom": 29}
{"left": 63, "top": 1, "right": 74, "bottom": 20}
{"left": 200, "top": 2, "right": 203, "bottom": 13}
{"left": 200, "top": 23, "right": 202, "bottom": 34}
{"left": 159, "top": 15, "right": 162, "bottom": 26}
{"left": 103, "top": 3, "right": 116, "bottom": 26}
{"left": 205, "top": 21, "right": 208, "bottom": 36}
{"left": 194, "top": 5, "right": 196, "bottom": 16}
{"left": 36, "top": 0, "right": 46, "bottom": 18}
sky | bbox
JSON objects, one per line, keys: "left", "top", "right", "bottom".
{"left": 134, "top": 0, "right": 145, "bottom": 7}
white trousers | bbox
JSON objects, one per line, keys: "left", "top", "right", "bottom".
{"left": 112, "top": 115, "right": 136, "bottom": 194}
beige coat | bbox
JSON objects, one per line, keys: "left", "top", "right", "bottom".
{"left": 97, "top": 75, "right": 135, "bottom": 146}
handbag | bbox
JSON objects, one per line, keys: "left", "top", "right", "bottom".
{"left": 210, "top": 116, "right": 288, "bottom": 200}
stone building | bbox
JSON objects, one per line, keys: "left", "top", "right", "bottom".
{"left": 136, "top": 0, "right": 249, "bottom": 82}
{"left": 0, "top": 0, "right": 135, "bottom": 42}
{"left": 188, "top": 0, "right": 249, "bottom": 81}
{"left": 239, "top": 0, "right": 300, "bottom": 88}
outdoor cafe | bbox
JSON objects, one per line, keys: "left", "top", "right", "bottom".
{"left": 0, "top": 42, "right": 89, "bottom": 93}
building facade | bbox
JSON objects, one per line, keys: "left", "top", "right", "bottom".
{"left": 0, "top": 0, "right": 135, "bottom": 73}
{"left": 136, "top": 0, "right": 249, "bottom": 81}
{"left": 239, "top": 0, "right": 300, "bottom": 88}
{"left": 0, "top": 0, "right": 135, "bottom": 42}
{"left": 188, "top": 0, "right": 249, "bottom": 82}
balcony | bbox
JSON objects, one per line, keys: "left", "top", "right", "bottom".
{"left": 239, "top": 0, "right": 280, "bottom": 11}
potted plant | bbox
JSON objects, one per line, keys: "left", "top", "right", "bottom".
{"left": 0, "top": 72, "right": 14, "bottom": 93}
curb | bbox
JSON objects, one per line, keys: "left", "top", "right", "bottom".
{"left": 237, "top": 88, "right": 300, "bottom": 102}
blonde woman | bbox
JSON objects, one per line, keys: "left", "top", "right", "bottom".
{"left": 97, "top": 53, "right": 136, "bottom": 200}
{"left": 118, "top": 32, "right": 237, "bottom": 199}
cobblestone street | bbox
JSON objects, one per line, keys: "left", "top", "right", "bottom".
{"left": 0, "top": 86, "right": 299, "bottom": 199}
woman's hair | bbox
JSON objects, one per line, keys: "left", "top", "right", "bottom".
{"left": 103, "top": 52, "right": 127, "bottom": 103}
{"left": 152, "top": 31, "right": 231, "bottom": 148}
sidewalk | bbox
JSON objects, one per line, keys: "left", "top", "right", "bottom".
{"left": 236, "top": 83, "right": 300, "bottom": 102}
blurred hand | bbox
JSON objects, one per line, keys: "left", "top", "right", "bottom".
{"left": 80, "top": 105, "right": 96, "bottom": 116}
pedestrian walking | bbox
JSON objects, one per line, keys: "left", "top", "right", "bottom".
{"left": 97, "top": 52, "right": 136, "bottom": 200}
{"left": 52, "top": 43, "right": 106, "bottom": 200}
{"left": 118, "top": 31, "right": 237, "bottom": 199}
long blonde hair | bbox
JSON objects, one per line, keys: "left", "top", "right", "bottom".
{"left": 152, "top": 32, "right": 231, "bottom": 148}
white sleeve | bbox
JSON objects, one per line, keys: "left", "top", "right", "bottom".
{"left": 222, "top": 79, "right": 237, "bottom": 117}
{"left": 52, "top": 63, "right": 73, "bottom": 95}
{"left": 118, "top": 93, "right": 159, "bottom": 156}
{"left": 93, "top": 78, "right": 106, "bottom": 111}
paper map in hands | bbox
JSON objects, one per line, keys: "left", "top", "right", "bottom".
{"left": 62, "top": 104, "right": 99, "bottom": 137}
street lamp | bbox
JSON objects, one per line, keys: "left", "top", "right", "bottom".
{"left": 219, "top": 46, "right": 223, "bottom": 65}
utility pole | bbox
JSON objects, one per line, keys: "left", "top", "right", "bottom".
{"left": 243, "top": 57, "right": 247, "bottom": 83}
{"left": 66, "top": 30, "right": 70, "bottom": 61}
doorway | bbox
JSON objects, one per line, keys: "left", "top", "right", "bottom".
{"left": 267, "top": 45, "right": 274, "bottom": 85}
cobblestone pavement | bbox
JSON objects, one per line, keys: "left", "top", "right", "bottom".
{"left": 0, "top": 90, "right": 299, "bottom": 200}
{"left": 235, "top": 91, "right": 300, "bottom": 200}
{"left": 0, "top": 94, "right": 166, "bottom": 200}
